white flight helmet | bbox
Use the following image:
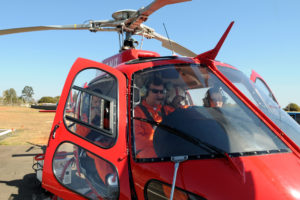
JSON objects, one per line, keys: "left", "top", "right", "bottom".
{"left": 166, "top": 86, "right": 186, "bottom": 106}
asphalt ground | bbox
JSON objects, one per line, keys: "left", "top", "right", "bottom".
{"left": 0, "top": 145, "right": 49, "bottom": 200}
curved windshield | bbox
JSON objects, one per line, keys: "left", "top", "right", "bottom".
{"left": 218, "top": 66, "right": 300, "bottom": 147}
{"left": 132, "top": 64, "right": 289, "bottom": 160}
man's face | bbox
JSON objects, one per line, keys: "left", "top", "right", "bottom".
{"left": 146, "top": 84, "right": 165, "bottom": 107}
{"left": 209, "top": 92, "right": 223, "bottom": 108}
{"left": 91, "top": 96, "right": 101, "bottom": 110}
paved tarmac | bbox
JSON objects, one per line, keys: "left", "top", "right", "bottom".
{"left": 0, "top": 145, "right": 48, "bottom": 200}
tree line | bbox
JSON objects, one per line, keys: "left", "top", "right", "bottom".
{"left": 284, "top": 103, "right": 300, "bottom": 112}
{"left": 1, "top": 86, "right": 300, "bottom": 111}
{"left": 0, "top": 86, "right": 60, "bottom": 105}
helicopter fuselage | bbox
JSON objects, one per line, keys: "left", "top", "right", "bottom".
{"left": 38, "top": 49, "right": 300, "bottom": 199}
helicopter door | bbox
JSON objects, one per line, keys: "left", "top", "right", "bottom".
{"left": 250, "top": 69, "right": 279, "bottom": 106}
{"left": 42, "top": 58, "right": 131, "bottom": 200}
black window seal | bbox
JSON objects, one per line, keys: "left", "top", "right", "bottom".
{"left": 126, "top": 56, "right": 178, "bottom": 65}
{"left": 65, "top": 115, "right": 112, "bottom": 137}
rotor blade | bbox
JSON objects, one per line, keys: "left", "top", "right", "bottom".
{"left": 141, "top": 0, "right": 191, "bottom": 16}
{"left": 0, "top": 24, "right": 91, "bottom": 36}
{"left": 128, "top": 0, "right": 191, "bottom": 30}
{"left": 152, "top": 32, "right": 196, "bottom": 57}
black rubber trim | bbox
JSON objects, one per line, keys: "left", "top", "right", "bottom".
{"left": 135, "top": 149, "right": 291, "bottom": 163}
{"left": 125, "top": 56, "right": 178, "bottom": 65}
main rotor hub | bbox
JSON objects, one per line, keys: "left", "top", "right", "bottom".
{"left": 112, "top": 9, "right": 137, "bottom": 20}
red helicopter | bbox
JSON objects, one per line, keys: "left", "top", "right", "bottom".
{"left": 2, "top": 0, "right": 300, "bottom": 199}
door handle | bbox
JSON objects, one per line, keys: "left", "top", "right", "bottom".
{"left": 51, "top": 124, "right": 60, "bottom": 139}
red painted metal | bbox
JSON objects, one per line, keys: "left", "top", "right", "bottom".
{"left": 102, "top": 49, "right": 160, "bottom": 67}
{"left": 195, "top": 21, "right": 234, "bottom": 60}
{"left": 129, "top": 152, "right": 300, "bottom": 199}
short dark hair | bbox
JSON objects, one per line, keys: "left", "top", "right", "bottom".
{"left": 146, "top": 76, "right": 164, "bottom": 89}
{"left": 143, "top": 76, "right": 164, "bottom": 97}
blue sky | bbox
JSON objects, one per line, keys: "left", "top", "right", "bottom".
{"left": 0, "top": 0, "right": 299, "bottom": 107}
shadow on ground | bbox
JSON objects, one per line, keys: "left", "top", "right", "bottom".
{"left": 0, "top": 144, "right": 50, "bottom": 200}
{"left": 0, "top": 173, "right": 51, "bottom": 200}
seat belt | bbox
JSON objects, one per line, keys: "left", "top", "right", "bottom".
{"left": 138, "top": 104, "right": 167, "bottom": 121}
{"left": 138, "top": 104, "right": 155, "bottom": 123}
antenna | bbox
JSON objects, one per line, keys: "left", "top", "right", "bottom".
{"left": 140, "top": 31, "right": 145, "bottom": 49}
{"left": 163, "top": 23, "right": 175, "bottom": 55}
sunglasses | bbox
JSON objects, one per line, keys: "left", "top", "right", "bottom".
{"left": 149, "top": 88, "right": 165, "bottom": 94}
{"left": 211, "top": 97, "right": 223, "bottom": 102}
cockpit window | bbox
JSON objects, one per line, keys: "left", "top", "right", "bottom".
{"left": 218, "top": 65, "right": 300, "bottom": 148}
{"left": 64, "top": 68, "right": 117, "bottom": 148}
{"left": 255, "top": 77, "right": 278, "bottom": 104}
{"left": 132, "top": 64, "right": 289, "bottom": 161}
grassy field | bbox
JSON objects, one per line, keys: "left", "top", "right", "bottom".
{"left": 0, "top": 106, "right": 55, "bottom": 145}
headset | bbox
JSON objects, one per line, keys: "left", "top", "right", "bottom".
{"left": 140, "top": 76, "right": 165, "bottom": 98}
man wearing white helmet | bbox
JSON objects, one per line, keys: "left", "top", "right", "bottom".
{"left": 166, "top": 86, "right": 187, "bottom": 109}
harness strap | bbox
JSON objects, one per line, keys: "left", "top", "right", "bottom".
{"left": 161, "top": 106, "right": 166, "bottom": 118}
{"left": 138, "top": 104, "right": 155, "bottom": 122}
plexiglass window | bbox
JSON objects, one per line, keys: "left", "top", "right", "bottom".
{"left": 64, "top": 68, "right": 117, "bottom": 148}
{"left": 53, "top": 142, "right": 119, "bottom": 199}
{"left": 132, "top": 64, "right": 289, "bottom": 160}
{"left": 218, "top": 66, "right": 300, "bottom": 147}
{"left": 255, "top": 78, "right": 277, "bottom": 103}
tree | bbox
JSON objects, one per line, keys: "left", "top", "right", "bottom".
{"left": 54, "top": 96, "right": 60, "bottom": 103}
{"left": 38, "top": 96, "right": 57, "bottom": 104}
{"left": 284, "top": 103, "right": 300, "bottom": 111}
{"left": 21, "top": 86, "right": 34, "bottom": 103}
{"left": 2, "top": 88, "right": 18, "bottom": 105}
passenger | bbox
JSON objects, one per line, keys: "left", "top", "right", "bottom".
{"left": 166, "top": 86, "right": 188, "bottom": 109}
{"left": 75, "top": 91, "right": 115, "bottom": 197}
{"left": 203, "top": 87, "right": 224, "bottom": 108}
{"left": 134, "top": 77, "right": 174, "bottom": 158}
{"left": 90, "top": 95, "right": 101, "bottom": 126}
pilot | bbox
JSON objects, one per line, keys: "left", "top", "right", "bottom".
{"left": 203, "top": 87, "right": 224, "bottom": 108}
{"left": 134, "top": 76, "right": 174, "bottom": 158}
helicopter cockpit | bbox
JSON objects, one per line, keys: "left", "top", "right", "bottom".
{"left": 132, "top": 63, "right": 290, "bottom": 161}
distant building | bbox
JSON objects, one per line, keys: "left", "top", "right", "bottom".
{"left": 287, "top": 112, "right": 300, "bottom": 124}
